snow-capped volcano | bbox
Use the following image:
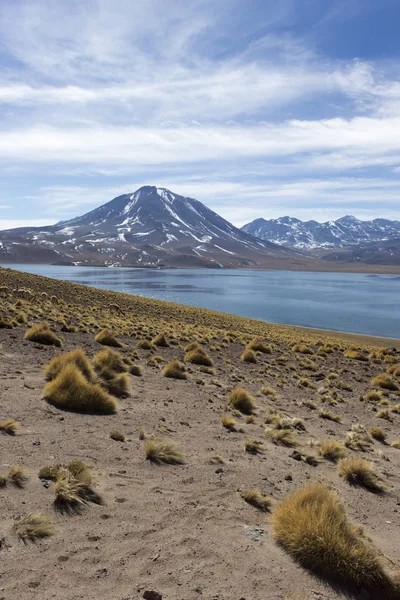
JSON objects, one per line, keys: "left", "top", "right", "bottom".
{"left": 0, "top": 186, "right": 306, "bottom": 268}
{"left": 242, "top": 215, "right": 400, "bottom": 250}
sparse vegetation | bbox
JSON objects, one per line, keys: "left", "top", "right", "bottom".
{"left": 43, "top": 364, "right": 118, "bottom": 414}
{"left": 271, "top": 483, "right": 397, "bottom": 594}
{"left": 161, "top": 359, "right": 187, "bottom": 380}
{"left": 25, "top": 322, "right": 61, "bottom": 346}
{"left": 318, "top": 440, "right": 346, "bottom": 462}
{"left": 229, "top": 388, "right": 255, "bottom": 415}
{"left": 338, "top": 457, "right": 385, "bottom": 493}
{"left": 95, "top": 328, "right": 122, "bottom": 347}
{"left": 13, "top": 513, "right": 55, "bottom": 542}
{"left": 144, "top": 439, "right": 186, "bottom": 465}
{"left": 0, "top": 418, "right": 19, "bottom": 435}
{"left": 241, "top": 488, "right": 272, "bottom": 511}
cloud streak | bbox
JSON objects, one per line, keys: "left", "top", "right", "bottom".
{"left": 0, "top": 0, "right": 399, "bottom": 226}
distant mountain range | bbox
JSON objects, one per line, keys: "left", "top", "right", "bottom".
{"left": 241, "top": 215, "right": 400, "bottom": 250}
{"left": 0, "top": 186, "right": 309, "bottom": 269}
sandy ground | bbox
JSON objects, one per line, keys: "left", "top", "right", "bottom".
{"left": 1, "top": 317, "right": 400, "bottom": 600}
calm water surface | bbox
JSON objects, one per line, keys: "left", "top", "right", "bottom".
{"left": 2, "top": 264, "right": 400, "bottom": 339}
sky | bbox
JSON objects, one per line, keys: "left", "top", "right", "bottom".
{"left": 1, "top": 0, "right": 400, "bottom": 229}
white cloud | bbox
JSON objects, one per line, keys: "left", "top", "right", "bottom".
{"left": 0, "top": 218, "right": 56, "bottom": 230}
{"left": 1, "top": 117, "right": 400, "bottom": 170}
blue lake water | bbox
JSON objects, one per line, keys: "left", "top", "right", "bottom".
{"left": 2, "top": 264, "right": 400, "bottom": 339}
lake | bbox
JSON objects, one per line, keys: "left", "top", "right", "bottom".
{"left": 2, "top": 264, "right": 400, "bottom": 339}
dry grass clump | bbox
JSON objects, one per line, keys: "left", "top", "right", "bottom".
{"left": 271, "top": 483, "right": 396, "bottom": 594}
{"left": 366, "top": 390, "right": 384, "bottom": 402}
{"left": 45, "top": 348, "right": 95, "bottom": 382}
{"left": 387, "top": 363, "right": 400, "bottom": 377}
{"left": 229, "top": 388, "right": 255, "bottom": 415}
{"left": 152, "top": 332, "right": 169, "bottom": 347}
{"left": 185, "top": 348, "right": 213, "bottom": 367}
{"left": 369, "top": 427, "right": 386, "bottom": 442}
{"left": 266, "top": 428, "right": 298, "bottom": 447}
{"left": 130, "top": 364, "right": 143, "bottom": 377}
{"left": 8, "top": 465, "right": 28, "bottom": 487}
{"left": 345, "top": 431, "right": 370, "bottom": 452}
{"left": 343, "top": 350, "right": 368, "bottom": 361}
{"left": 390, "top": 440, "right": 400, "bottom": 449}
{"left": 0, "top": 418, "right": 19, "bottom": 435}
{"left": 247, "top": 338, "right": 272, "bottom": 353}
{"left": 184, "top": 341, "right": 201, "bottom": 352}
{"left": 136, "top": 339, "right": 153, "bottom": 350}
{"left": 53, "top": 464, "right": 102, "bottom": 514}
{"left": 318, "top": 440, "right": 346, "bottom": 462}
{"left": 43, "top": 364, "right": 118, "bottom": 414}
{"left": 95, "top": 328, "right": 122, "bottom": 347}
{"left": 338, "top": 457, "right": 386, "bottom": 493}
{"left": 244, "top": 440, "right": 264, "bottom": 454}
{"left": 292, "top": 343, "right": 313, "bottom": 355}
{"left": 93, "top": 348, "right": 128, "bottom": 374}
{"left": 162, "top": 360, "right": 187, "bottom": 380}
{"left": 371, "top": 373, "right": 399, "bottom": 391}
{"left": 25, "top": 322, "right": 61, "bottom": 346}
{"left": 261, "top": 386, "right": 277, "bottom": 398}
{"left": 319, "top": 409, "right": 341, "bottom": 423}
{"left": 376, "top": 408, "right": 391, "bottom": 420}
{"left": 241, "top": 488, "right": 272, "bottom": 512}
{"left": 240, "top": 349, "right": 257, "bottom": 363}
{"left": 221, "top": 415, "right": 237, "bottom": 431}
{"left": 97, "top": 369, "right": 130, "bottom": 397}
{"left": 144, "top": 438, "right": 186, "bottom": 465}
{"left": 13, "top": 513, "right": 55, "bottom": 543}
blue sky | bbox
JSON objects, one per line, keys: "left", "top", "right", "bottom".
{"left": 1, "top": 0, "right": 400, "bottom": 229}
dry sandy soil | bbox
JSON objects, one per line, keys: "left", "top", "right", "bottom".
{"left": 0, "top": 267, "right": 400, "bottom": 600}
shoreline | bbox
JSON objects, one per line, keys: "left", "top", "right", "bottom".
{"left": 1, "top": 260, "right": 400, "bottom": 275}
{"left": 0, "top": 265, "right": 398, "bottom": 348}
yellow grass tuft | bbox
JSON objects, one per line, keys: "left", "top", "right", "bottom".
{"left": 343, "top": 350, "right": 368, "bottom": 361}
{"left": 110, "top": 430, "right": 125, "bottom": 442}
{"left": 144, "top": 438, "right": 186, "bottom": 465}
{"left": 244, "top": 439, "right": 264, "bottom": 454}
{"left": 319, "top": 409, "right": 341, "bottom": 423}
{"left": 369, "top": 427, "right": 386, "bottom": 442}
{"left": 45, "top": 348, "right": 95, "bottom": 382}
{"left": 318, "top": 440, "right": 346, "bottom": 462}
{"left": 162, "top": 360, "right": 187, "bottom": 380}
{"left": 8, "top": 465, "right": 28, "bottom": 487}
{"left": 247, "top": 337, "right": 272, "bottom": 353}
{"left": 53, "top": 467, "right": 102, "bottom": 514}
{"left": 185, "top": 348, "right": 213, "bottom": 366}
{"left": 241, "top": 488, "right": 272, "bottom": 511}
{"left": 13, "top": 513, "right": 55, "bottom": 543}
{"left": 0, "top": 418, "right": 19, "bottom": 435}
{"left": 152, "top": 332, "right": 169, "bottom": 347}
{"left": 371, "top": 373, "right": 399, "bottom": 391}
{"left": 366, "top": 390, "right": 384, "bottom": 402}
{"left": 271, "top": 483, "right": 396, "bottom": 594}
{"left": 95, "top": 328, "right": 122, "bottom": 347}
{"left": 266, "top": 428, "right": 298, "bottom": 447}
{"left": 338, "top": 457, "right": 386, "bottom": 493}
{"left": 25, "top": 322, "right": 61, "bottom": 346}
{"left": 240, "top": 348, "right": 257, "bottom": 363}
{"left": 130, "top": 364, "right": 143, "bottom": 377}
{"left": 93, "top": 348, "right": 128, "bottom": 374}
{"left": 229, "top": 388, "right": 256, "bottom": 415}
{"left": 390, "top": 440, "right": 400, "bottom": 449}
{"left": 292, "top": 343, "right": 313, "bottom": 355}
{"left": 221, "top": 415, "right": 237, "bottom": 431}
{"left": 43, "top": 364, "right": 118, "bottom": 414}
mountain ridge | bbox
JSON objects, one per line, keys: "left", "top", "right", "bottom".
{"left": 0, "top": 186, "right": 308, "bottom": 269}
{"left": 242, "top": 215, "right": 400, "bottom": 250}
